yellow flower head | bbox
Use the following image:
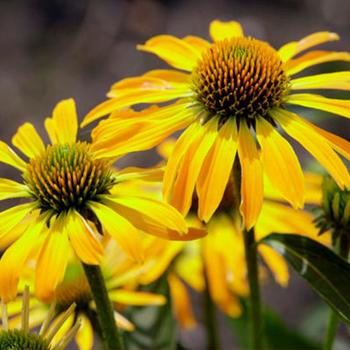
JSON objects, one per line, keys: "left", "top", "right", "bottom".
{"left": 0, "top": 99, "right": 205, "bottom": 303}
{"left": 83, "top": 20, "right": 350, "bottom": 229}
{"left": 1, "top": 287, "right": 79, "bottom": 350}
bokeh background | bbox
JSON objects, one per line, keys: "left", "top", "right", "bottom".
{"left": 1, "top": 0, "right": 350, "bottom": 349}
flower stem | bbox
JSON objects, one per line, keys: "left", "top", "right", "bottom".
{"left": 203, "top": 269, "right": 220, "bottom": 350}
{"left": 243, "top": 227, "right": 264, "bottom": 350}
{"left": 83, "top": 263, "right": 123, "bottom": 350}
{"left": 323, "top": 310, "right": 338, "bottom": 350}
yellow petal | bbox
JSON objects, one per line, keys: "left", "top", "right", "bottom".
{"left": 163, "top": 122, "right": 202, "bottom": 201}
{"left": 65, "top": 211, "right": 103, "bottom": 265}
{"left": 83, "top": 88, "right": 191, "bottom": 127}
{"left": 183, "top": 35, "right": 210, "bottom": 53}
{"left": 0, "top": 221, "right": 43, "bottom": 302}
{"left": 89, "top": 201, "right": 143, "bottom": 261}
{"left": 0, "top": 178, "right": 30, "bottom": 200}
{"left": 114, "top": 311, "right": 135, "bottom": 332}
{"left": 116, "top": 167, "right": 164, "bottom": 183}
{"left": 0, "top": 141, "right": 26, "bottom": 171}
{"left": 258, "top": 244, "right": 289, "bottom": 287}
{"left": 209, "top": 20, "right": 243, "bottom": 41}
{"left": 286, "top": 51, "right": 350, "bottom": 76}
{"left": 109, "top": 290, "right": 166, "bottom": 306}
{"left": 256, "top": 118, "right": 304, "bottom": 208}
{"left": 75, "top": 314, "right": 94, "bottom": 350}
{"left": 238, "top": 122, "right": 263, "bottom": 230}
{"left": 278, "top": 31, "right": 339, "bottom": 62}
{"left": 291, "top": 71, "right": 350, "bottom": 91}
{"left": 168, "top": 273, "right": 197, "bottom": 329}
{"left": 137, "top": 35, "right": 201, "bottom": 71}
{"left": 12, "top": 123, "right": 45, "bottom": 159}
{"left": 104, "top": 195, "right": 187, "bottom": 234}
{"left": 197, "top": 119, "right": 238, "bottom": 222}
{"left": 0, "top": 203, "right": 34, "bottom": 247}
{"left": 45, "top": 98, "right": 78, "bottom": 144}
{"left": 171, "top": 118, "right": 218, "bottom": 216}
{"left": 271, "top": 108, "right": 350, "bottom": 189}
{"left": 92, "top": 105, "right": 194, "bottom": 159}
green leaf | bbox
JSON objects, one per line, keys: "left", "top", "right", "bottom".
{"left": 229, "top": 302, "right": 320, "bottom": 349}
{"left": 124, "top": 273, "right": 176, "bottom": 350}
{"left": 260, "top": 233, "right": 350, "bottom": 325}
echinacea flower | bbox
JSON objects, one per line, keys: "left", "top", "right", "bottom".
{"left": 6, "top": 240, "right": 167, "bottom": 350}
{"left": 0, "top": 98, "right": 205, "bottom": 302}
{"left": 83, "top": 20, "right": 350, "bottom": 229}
{"left": 0, "top": 286, "right": 79, "bottom": 350}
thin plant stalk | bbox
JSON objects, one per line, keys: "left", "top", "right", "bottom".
{"left": 243, "top": 227, "right": 264, "bottom": 350}
{"left": 83, "top": 263, "right": 124, "bottom": 350}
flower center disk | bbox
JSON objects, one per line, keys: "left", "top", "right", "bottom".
{"left": 0, "top": 330, "right": 49, "bottom": 350}
{"left": 25, "top": 142, "right": 115, "bottom": 213}
{"left": 192, "top": 37, "right": 290, "bottom": 123}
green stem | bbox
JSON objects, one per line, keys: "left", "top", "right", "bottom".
{"left": 203, "top": 270, "right": 220, "bottom": 350}
{"left": 83, "top": 263, "right": 123, "bottom": 350}
{"left": 243, "top": 227, "right": 264, "bottom": 350}
{"left": 323, "top": 310, "right": 338, "bottom": 350}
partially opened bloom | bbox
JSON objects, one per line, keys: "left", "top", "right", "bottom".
{"left": 1, "top": 287, "right": 79, "bottom": 350}
{"left": 83, "top": 20, "right": 350, "bottom": 229}
{"left": 0, "top": 98, "right": 205, "bottom": 302}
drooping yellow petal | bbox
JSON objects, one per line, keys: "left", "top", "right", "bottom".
{"left": 0, "top": 203, "right": 34, "bottom": 247}
{"left": 291, "top": 71, "right": 350, "bottom": 91}
{"left": 89, "top": 201, "right": 143, "bottom": 261}
{"left": 83, "top": 88, "right": 192, "bottom": 127}
{"left": 75, "top": 314, "right": 94, "bottom": 350}
{"left": 65, "top": 210, "right": 103, "bottom": 265}
{"left": 45, "top": 98, "right": 78, "bottom": 144}
{"left": 92, "top": 105, "right": 195, "bottom": 159}
{"left": 0, "top": 178, "right": 30, "bottom": 201}
{"left": 170, "top": 118, "right": 218, "bottom": 216}
{"left": 0, "top": 221, "right": 44, "bottom": 302}
{"left": 168, "top": 273, "right": 197, "bottom": 329}
{"left": 271, "top": 108, "right": 350, "bottom": 189}
{"left": 238, "top": 122, "right": 263, "bottom": 230}
{"left": 35, "top": 220, "right": 70, "bottom": 302}
{"left": 209, "top": 20, "right": 244, "bottom": 41}
{"left": 197, "top": 119, "right": 238, "bottom": 222}
{"left": 0, "top": 141, "right": 27, "bottom": 171}
{"left": 286, "top": 93, "right": 350, "bottom": 119}
{"left": 104, "top": 195, "right": 188, "bottom": 234}
{"left": 109, "top": 290, "right": 165, "bottom": 306}
{"left": 115, "top": 167, "right": 164, "bottom": 183}
{"left": 278, "top": 31, "right": 339, "bottom": 62}
{"left": 286, "top": 51, "right": 350, "bottom": 76}
{"left": 163, "top": 122, "right": 202, "bottom": 201}
{"left": 12, "top": 123, "right": 45, "bottom": 159}
{"left": 258, "top": 244, "right": 289, "bottom": 287}
{"left": 256, "top": 118, "right": 304, "bottom": 208}
{"left": 114, "top": 312, "right": 135, "bottom": 332}
{"left": 137, "top": 35, "right": 202, "bottom": 71}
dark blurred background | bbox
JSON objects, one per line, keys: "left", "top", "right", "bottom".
{"left": 1, "top": 0, "right": 350, "bottom": 349}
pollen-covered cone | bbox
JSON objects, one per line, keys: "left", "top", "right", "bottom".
{"left": 5, "top": 238, "right": 177, "bottom": 350}
{"left": 83, "top": 19, "right": 350, "bottom": 229}
{"left": 0, "top": 98, "right": 206, "bottom": 303}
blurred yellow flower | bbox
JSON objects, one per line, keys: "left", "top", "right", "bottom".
{"left": 1, "top": 287, "right": 79, "bottom": 350}
{"left": 0, "top": 99, "right": 205, "bottom": 303}
{"left": 83, "top": 19, "right": 350, "bottom": 229}
{"left": 7, "top": 240, "right": 168, "bottom": 350}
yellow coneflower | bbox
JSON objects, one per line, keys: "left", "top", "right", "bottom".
{"left": 0, "top": 286, "right": 79, "bottom": 350}
{"left": 7, "top": 240, "right": 167, "bottom": 350}
{"left": 83, "top": 19, "right": 350, "bottom": 229}
{"left": 0, "top": 98, "right": 205, "bottom": 303}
